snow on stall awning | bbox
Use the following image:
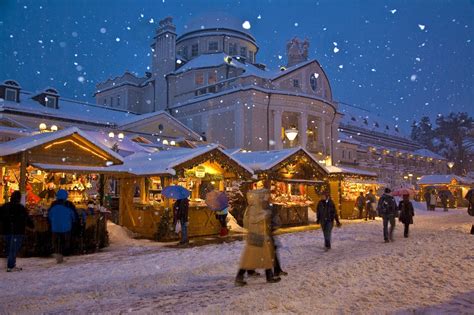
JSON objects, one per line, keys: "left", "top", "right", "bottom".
{"left": 228, "top": 147, "right": 327, "bottom": 175}
{"left": 31, "top": 163, "right": 130, "bottom": 175}
{"left": 108, "top": 145, "right": 253, "bottom": 177}
{"left": 0, "top": 127, "right": 123, "bottom": 163}
{"left": 324, "top": 165, "right": 377, "bottom": 177}
{"left": 418, "top": 175, "right": 474, "bottom": 185}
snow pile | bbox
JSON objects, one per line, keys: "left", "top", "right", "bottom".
{"left": 227, "top": 212, "right": 246, "bottom": 233}
{"left": 0, "top": 207, "right": 472, "bottom": 314}
{"left": 107, "top": 221, "right": 142, "bottom": 246}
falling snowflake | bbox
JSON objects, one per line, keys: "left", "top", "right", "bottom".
{"left": 149, "top": 18, "right": 154, "bottom": 24}
{"left": 418, "top": 24, "right": 426, "bottom": 31}
{"left": 390, "top": 9, "right": 397, "bottom": 14}
{"left": 242, "top": 21, "right": 251, "bottom": 30}
{"left": 415, "top": 57, "right": 421, "bottom": 62}
{"left": 371, "top": 68, "right": 376, "bottom": 72}
{"left": 257, "top": 14, "right": 262, "bottom": 19}
{"left": 333, "top": 47, "right": 340, "bottom": 53}
{"left": 313, "top": 73, "right": 319, "bottom": 78}
{"left": 333, "top": 42, "right": 338, "bottom": 46}
{"left": 294, "top": 22, "right": 299, "bottom": 27}
{"left": 410, "top": 74, "right": 417, "bottom": 81}
{"left": 72, "top": 31, "right": 78, "bottom": 37}
{"left": 116, "top": 37, "right": 120, "bottom": 42}
{"left": 278, "top": 55, "right": 282, "bottom": 60}
{"left": 338, "top": 65, "right": 344, "bottom": 69}
{"left": 77, "top": 76, "right": 85, "bottom": 83}
{"left": 100, "top": 27, "right": 107, "bottom": 34}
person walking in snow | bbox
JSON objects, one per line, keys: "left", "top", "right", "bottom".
{"left": 365, "top": 190, "right": 377, "bottom": 220}
{"left": 173, "top": 198, "right": 189, "bottom": 245}
{"left": 0, "top": 191, "right": 34, "bottom": 272}
{"left": 465, "top": 189, "right": 474, "bottom": 235}
{"left": 235, "top": 189, "right": 280, "bottom": 286}
{"left": 429, "top": 190, "right": 437, "bottom": 211}
{"left": 48, "top": 189, "right": 77, "bottom": 263}
{"left": 423, "top": 190, "right": 431, "bottom": 211}
{"left": 398, "top": 194, "right": 415, "bottom": 238}
{"left": 377, "top": 188, "right": 398, "bottom": 243}
{"left": 316, "top": 191, "right": 341, "bottom": 251}
{"left": 440, "top": 193, "right": 448, "bottom": 211}
{"left": 355, "top": 192, "right": 366, "bottom": 219}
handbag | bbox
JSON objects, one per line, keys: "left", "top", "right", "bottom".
{"left": 247, "top": 232, "right": 264, "bottom": 247}
{"left": 175, "top": 221, "right": 182, "bottom": 233}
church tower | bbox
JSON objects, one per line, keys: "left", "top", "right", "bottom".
{"left": 151, "top": 17, "right": 176, "bottom": 111}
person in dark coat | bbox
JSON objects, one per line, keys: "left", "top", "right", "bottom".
{"left": 398, "top": 194, "right": 415, "bottom": 238}
{"left": 48, "top": 189, "right": 77, "bottom": 263}
{"left": 316, "top": 191, "right": 341, "bottom": 251}
{"left": 465, "top": 189, "right": 474, "bottom": 235}
{"left": 423, "top": 190, "right": 431, "bottom": 211}
{"left": 174, "top": 198, "right": 189, "bottom": 245}
{"left": 365, "top": 190, "right": 377, "bottom": 220}
{"left": 355, "top": 192, "right": 366, "bottom": 219}
{"left": 0, "top": 191, "right": 34, "bottom": 272}
{"left": 439, "top": 193, "right": 448, "bottom": 211}
{"left": 377, "top": 188, "right": 398, "bottom": 243}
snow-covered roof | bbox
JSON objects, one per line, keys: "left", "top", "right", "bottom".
{"left": 414, "top": 148, "right": 446, "bottom": 160}
{"left": 418, "top": 175, "right": 474, "bottom": 185}
{"left": 0, "top": 90, "right": 136, "bottom": 126}
{"left": 324, "top": 165, "right": 377, "bottom": 177}
{"left": 337, "top": 133, "right": 361, "bottom": 145}
{"left": 0, "top": 127, "right": 123, "bottom": 163}
{"left": 338, "top": 103, "right": 407, "bottom": 138}
{"left": 109, "top": 145, "right": 253, "bottom": 176}
{"left": 228, "top": 147, "right": 327, "bottom": 174}
{"left": 31, "top": 163, "right": 128, "bottom": 175}
{"left": 82, "top": 130, "right": 154, "bottom": 156}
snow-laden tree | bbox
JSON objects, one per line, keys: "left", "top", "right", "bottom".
{"left": 410, "top": 116, "right": 435, "bottom": 150}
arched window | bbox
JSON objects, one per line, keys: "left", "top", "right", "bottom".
{"left": 310, "top": 73, "right": 318, "bottom": 92}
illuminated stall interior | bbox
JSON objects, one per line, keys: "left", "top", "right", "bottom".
{"left": 418, "top": 174, "right": 474, "bottom": 207}
{"left": 115, "top": 145, "right": 253, "bottom": 239}
{"left": 230, "top": 147, "right": 328, "bottom": 227}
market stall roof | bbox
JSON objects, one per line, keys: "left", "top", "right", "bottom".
{"left": 30, "top": 163, "right": 131, "bottom": 175}
{"left": 324, "top": 165, "right": 377, "bottom": 177}
{"left": 109, "top": 144, "right": 254, "bottom": 177}
{"left": 228, "top": 147, "right": 327, "bottom": 173}
{"left": 418, "top": 175, "right": 474, "bottom": 186}
{"left": 0, "top": 127, "right": 123, "bottom": 166}
{"left": 82, "top": 130, "right": 154, "bottom": 156}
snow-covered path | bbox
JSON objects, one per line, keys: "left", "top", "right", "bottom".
{"left": 1, "top": 207, "right": 473, "bottom": 314}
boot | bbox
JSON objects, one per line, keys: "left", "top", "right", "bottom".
{"left": 265, "top": 269, "right": 281, "bottom": 283}
{"left": 471, "top": 225, "right": 474, "bottom": 235}
{"left": 235, "top": 269, "right": 247, "bottom": 286}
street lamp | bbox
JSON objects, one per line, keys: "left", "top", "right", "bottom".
{"left": 447, "top": 161, "right": 454, "bottom": 174}
{"left": 285, "top": 126, "right": 298, "bottom": 147}
{"left": 50, "top": 125, "right": 58, "bottom": 132}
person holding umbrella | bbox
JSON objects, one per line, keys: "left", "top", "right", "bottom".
{"left": 162, "top": 185, "right": 191, "bottom": 246}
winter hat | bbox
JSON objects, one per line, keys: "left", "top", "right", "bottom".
{"left": 10, "top": 191, "right": 21, "bottom": 203}
{"left": 384, "top": 188, "right": 392, "bottom": 194}
{"left": 56, "top": 189, "right": 68, "bottom": 200}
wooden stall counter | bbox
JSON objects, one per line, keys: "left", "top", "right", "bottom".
{"left": 273, "top": 203, "right": 309, "bottom": 227}
{"left": 0, "top": 211, "right": 108, "bottom": 258}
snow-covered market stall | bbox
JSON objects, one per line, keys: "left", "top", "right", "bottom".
{"left": 229, "top": 147, "right": 328, "bottom": 227}
{"left": 417, "top": 175, "right": 474, "bottom": 207}
{"left": 111, "top": 145, "right": 253, "bottom": 240}
{"left": 0, "top": 127, "right": 124, "bottom": 256}
{"left": 324, "top": 165, "right": 381, "bottom": 219}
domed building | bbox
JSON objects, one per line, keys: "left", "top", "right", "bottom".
{"left": 95, "top": 17, "right": 340, "bottom": 160}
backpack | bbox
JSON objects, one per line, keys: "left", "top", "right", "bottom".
{"left": 377, "top": 195, "right": 395, "bottom": 216}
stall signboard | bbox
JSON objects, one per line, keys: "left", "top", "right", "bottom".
{"left": 195, "top": 166, "right": 206, "bottom": 178}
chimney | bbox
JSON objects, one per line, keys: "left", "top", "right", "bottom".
{"left": 286, "top": 37, "right": 309, "bottom": 67}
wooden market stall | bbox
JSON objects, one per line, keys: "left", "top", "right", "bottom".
{"left": 418, "top": 175, "right": 474, "bottom": 207}
{"left": 230, "top": 147, "right": 328, "bottom": 227}
{"left": 325, "top": 165, "right": 381, "bottom": 219}
{"left": 0, "top": 127, "right": 123, "bottom": 256}
{"left": 113, "top": 145, "right": 253, "bottom": 240}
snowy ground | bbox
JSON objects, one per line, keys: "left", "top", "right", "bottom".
{"left": 1, "top": 204, "right": 473, "bottom": 314}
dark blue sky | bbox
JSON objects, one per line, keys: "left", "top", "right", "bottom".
{"left": 1, "top": 0, "right": 473, "bottom": 129}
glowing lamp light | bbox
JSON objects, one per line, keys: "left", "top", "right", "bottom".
{"left": 170, "top": 140, "right": 176, "bottom": 146}
{"left": 224, "top": 56, "right": 233, "bottom": 64}
{"left": 50, "top": 125, "right": 58, "bottom": 132}
{"left": 285, "top": 127, "right": 299, "bottom": 141}
{"left": 162, "top": 139, "right": 169, "bottom": 145}
{"left": 447, "top": 161, "right": 454, "bottom": 169}
{"left": 105, "top": 161, "right": 113, "bottom": 166}
{"left": 39, "top": 123, "right": 47, "bottom": 131}
{"left": 118, "top": 133, "right": 124, "bottom": 140}
{"left": 108, "top": 132, "right": 115, "bottom": 138}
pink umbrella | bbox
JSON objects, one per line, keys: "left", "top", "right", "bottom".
{"left": 392, "top": 188, "right": 416, "bottom": 197}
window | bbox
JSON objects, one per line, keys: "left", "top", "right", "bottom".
{"left": 5, "top": 88, "right": 17, "bottom": 101}
{"left": 208, "top": 41, "right": 218, "bottom": 51}
{"left": 110, "top": 97, "right": 113, "bottom": 106}
{"left": 191, "top": 44, "right": 198, "bottom": 57}
{"left": 195, "top": 73, "right": 204, "bottom": 86}
{"left": 208, "top": 71, "right": 217, "bottom": 85}
{"left": 248, "top": 51, "right": 255, "bottom": 63}
{"left": 293, "top": 79, "right": 300, "bottom": 88}
{"left": 103, "top": 98, "right": 107, "bottom": 105}
{"left": 229, "top": 43, "right": 237, "bottom": 55}
{"left": 117, "top": 95, "right": 121, "bottom": 106}
{"left": 310, "top": 73, "right": 318, "bottom": 91}
{"left": 208, "top": 86, "right": 216, "bottom": 93}
{"left": 349, "top": 151, "right": 352, "bottom": 159}
{"left": 45, "top": 96, "right": 57, "bottom": 109}
{"left": 342, "top": 150, "right": 345, "bottom": 159}
{"left": 240, "top": 46, "right": 247, "bottom": 57}
{"left": 182, "top": 46, "right": 188, "bottom": 59}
